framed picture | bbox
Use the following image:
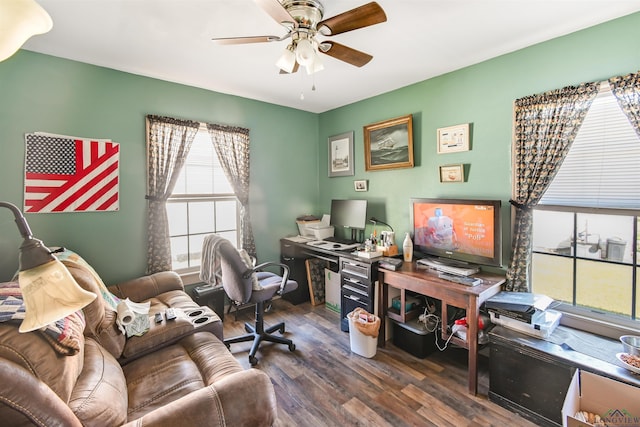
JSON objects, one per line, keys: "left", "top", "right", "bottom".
{"left": 328, "top": 131, "right": 354, "bottom": 177}
{"left": 439, "top": 164, "right": 464, "bottom": 183}
{"left": 354, "top": 179, "right": 368, "bottom": 192}
{"left": 363, "top": 114, "right": 414, "bottom": 171}
{"left": 437, "top": 123, "right": 470, "bottom": 154}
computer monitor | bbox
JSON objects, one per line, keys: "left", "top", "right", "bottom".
{"left": 330, "top": 199, "right": 368, "bottom": 230}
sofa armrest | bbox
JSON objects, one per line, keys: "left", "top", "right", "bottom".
{"left": 119, "top": 308, "right": 221, "bottom": 363}
{"left": 0, "top": 359, "right": 83, "bottom": 427}
{"left": 108, "top": 271, "right": 184, "bottom": 301}
{"left": 121, "top": 369, "right": 277, "bottom": 427}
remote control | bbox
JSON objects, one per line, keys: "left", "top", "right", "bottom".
{"left": 154, "top": 312, "right": 163, "bottom": 323}
{"left": 438, "top": 272, "right": 483, "bottom": 286}
{"left": 165, "top": 308, "right": 177, "bottom": 321}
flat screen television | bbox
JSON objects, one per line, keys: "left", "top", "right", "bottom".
{"left": 411, "top": 198, "right": 502, "bottom": 267}
{"left": 330, "top": 199, "right": 368, "bottom": 230}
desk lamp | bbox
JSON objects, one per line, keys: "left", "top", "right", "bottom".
{"left": 368, "top": 217, "right": 398, "bottom": 256}
{"left": 1, "top": 201, "right": 96, "bottom": 332}
{"left": 369, "top": 217, "right": 393, "bottom": 232}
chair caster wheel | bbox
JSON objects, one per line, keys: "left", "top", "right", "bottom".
{"left": 249, "top": 355, "right": 258, "bottom": 366}
{"left": 288, "top": 343, "right": 296, "bottom": 352}
{"left": 279, "top": 325, "right": 285, "bottom": 334}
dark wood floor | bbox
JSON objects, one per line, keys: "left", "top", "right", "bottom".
{"left": 223, "top": 299, "right": 539, "bottom": 427}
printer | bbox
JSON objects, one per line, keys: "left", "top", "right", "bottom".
{"left": 305, "top": 214, "right": 334, "bottom": 240}
{"left": 296, "top": 214, "right": 334, "bottom": 240}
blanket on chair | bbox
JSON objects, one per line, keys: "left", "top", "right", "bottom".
{"left": 200, "top": 234, "right": 226, "bottom": 288}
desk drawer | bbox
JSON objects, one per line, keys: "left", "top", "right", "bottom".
{"left": 342, "top": 275, "right": 369, "bottom": 293}
{"left": 280, "top": 240, "right": 300, "bottom": 258}
{"left": 343, "top": 284, "right": 369, "bottom": 299}
{"left": 340, "top": 258, "right": 371, "bottom": 281}
{"left": 341, "top": 286, "right": 371, "bottom": 332}
{"left": 343, "top": 291, "right": 369, "bottom": 309}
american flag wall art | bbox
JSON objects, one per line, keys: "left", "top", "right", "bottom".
{"left": 24, "top": 133, "right": 119, "bottom": 213}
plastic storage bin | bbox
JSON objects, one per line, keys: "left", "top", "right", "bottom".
{"left": 392, "top": 318, "right": 438, "bottom": 358}
{"left": 348, "top": 314, "right": 378, "bottom": 358}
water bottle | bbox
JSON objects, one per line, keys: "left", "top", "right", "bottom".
{"left": 403, "top": 233, "right": 413, "bottom": 262}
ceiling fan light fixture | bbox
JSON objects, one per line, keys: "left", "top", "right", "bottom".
{"left": 276, "top": 45, "right": 296, "bottom": 73}
{"left": 305, "top": 53, "right": 323, "bottom": 75}
{"left": 295, "top": 37, "right": 315, "bottom": 67}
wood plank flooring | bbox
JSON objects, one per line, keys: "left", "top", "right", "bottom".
{"left": 222, "top": 299, "right": 539, "bottom": 427}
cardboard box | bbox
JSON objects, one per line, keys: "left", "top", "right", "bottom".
{"left": 324, "top": 268, "right": 340, "bottom": 313}
{"left": 562, "top": 370, "right": 640, "bottom": 427}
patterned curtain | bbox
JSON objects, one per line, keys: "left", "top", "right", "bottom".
{"left": 145, "top": 115, "right": 199, "bottom": 274}
{"left": 206, "top": 123, "right": 256, "bottom": 258}
{"left": 609, "top": 71, "right": 640, "bottom": 139}
{"left": 507, "top": 82, "right": 599, "bottom": 291}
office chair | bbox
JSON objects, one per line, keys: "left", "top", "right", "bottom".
{"left": 201, "top": 234, "right": 298, "bottom": 366}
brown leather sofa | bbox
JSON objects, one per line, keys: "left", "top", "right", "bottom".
{"left": 0, "top": 264, "right": 277, "bottom": 426}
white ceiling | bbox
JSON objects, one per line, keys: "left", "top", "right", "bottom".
{"left": 23, "top": 0, "right": 640, "bottom": 113}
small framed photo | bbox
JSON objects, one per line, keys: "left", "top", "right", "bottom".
{"left": 439, "top": 164, "right": 464, "bottom": 183}
{"left": 354, "top": 179, "right": 368, "bottom": 192}
{"left": 437, "top": 123, "right": 470, "bottom": 154}
{"left": 364, "top": 114, "right": 414, "bottom": 171}
{"left": 328, "top": 131, "right": 354, "bottom": 177}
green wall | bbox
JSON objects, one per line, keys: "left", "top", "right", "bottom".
{"left": 1, "top": 12, "right": 638, "bottom": 283}
{"left": 318, "top": 11, "right": 640, "bottom": 270}
{"left": 0, "top": 52, "right": 319, "bottom": 283}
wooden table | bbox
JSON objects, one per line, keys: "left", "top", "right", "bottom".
{"left": 379, "top": 263, "right": 505, "bottom": 395}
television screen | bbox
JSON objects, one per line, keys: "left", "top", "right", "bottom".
{"left": 411, "top": 198, "right": 501, "bottom": 267}
{"left": 330, "top": 199, "right": 367, "bottom": 230}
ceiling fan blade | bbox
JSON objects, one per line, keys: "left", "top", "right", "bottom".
{"left": 255, "top": 0, "right": 298, "bottom": 28}
{"left": 317, "top": 2, "right": 387, "bottom": 36}
{"left": 320, "top": 41, "right": 373, "bottom": 67}
{"left": 212, "top": 35, "right": 280, "bottom": 45}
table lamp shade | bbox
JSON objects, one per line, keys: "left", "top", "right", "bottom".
{"left": 1, "top": 200, "right": 97, "bottom": 333}
{"left": 18, "top": 258, "right": 96, "bottom": 333}
{"left": 0, "top": 0, "right": 53, "bottom": 62}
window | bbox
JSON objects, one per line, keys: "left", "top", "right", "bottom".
{"left": 167, "top": 125, "right": 238, "bottom": 271}
{"left": 531, "top": 83, "right": 640, "bottom": 330}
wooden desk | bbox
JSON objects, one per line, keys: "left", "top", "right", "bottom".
{"left": 379, "top": 263, "right": 505, "bottom": 395}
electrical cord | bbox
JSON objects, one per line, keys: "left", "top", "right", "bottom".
{"left": 436, "top": 328, "right": 457, "bottom": 351}
{"left": 417, "top": 305, "right": 460, "bottom": 352}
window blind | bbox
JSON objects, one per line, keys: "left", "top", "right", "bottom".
{"left": 540, "top": 83, "right": 640, "bottom": 209}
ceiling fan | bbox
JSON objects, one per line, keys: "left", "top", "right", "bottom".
{"left": 212, "top": 0, "right": 387, "bottom": 75}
